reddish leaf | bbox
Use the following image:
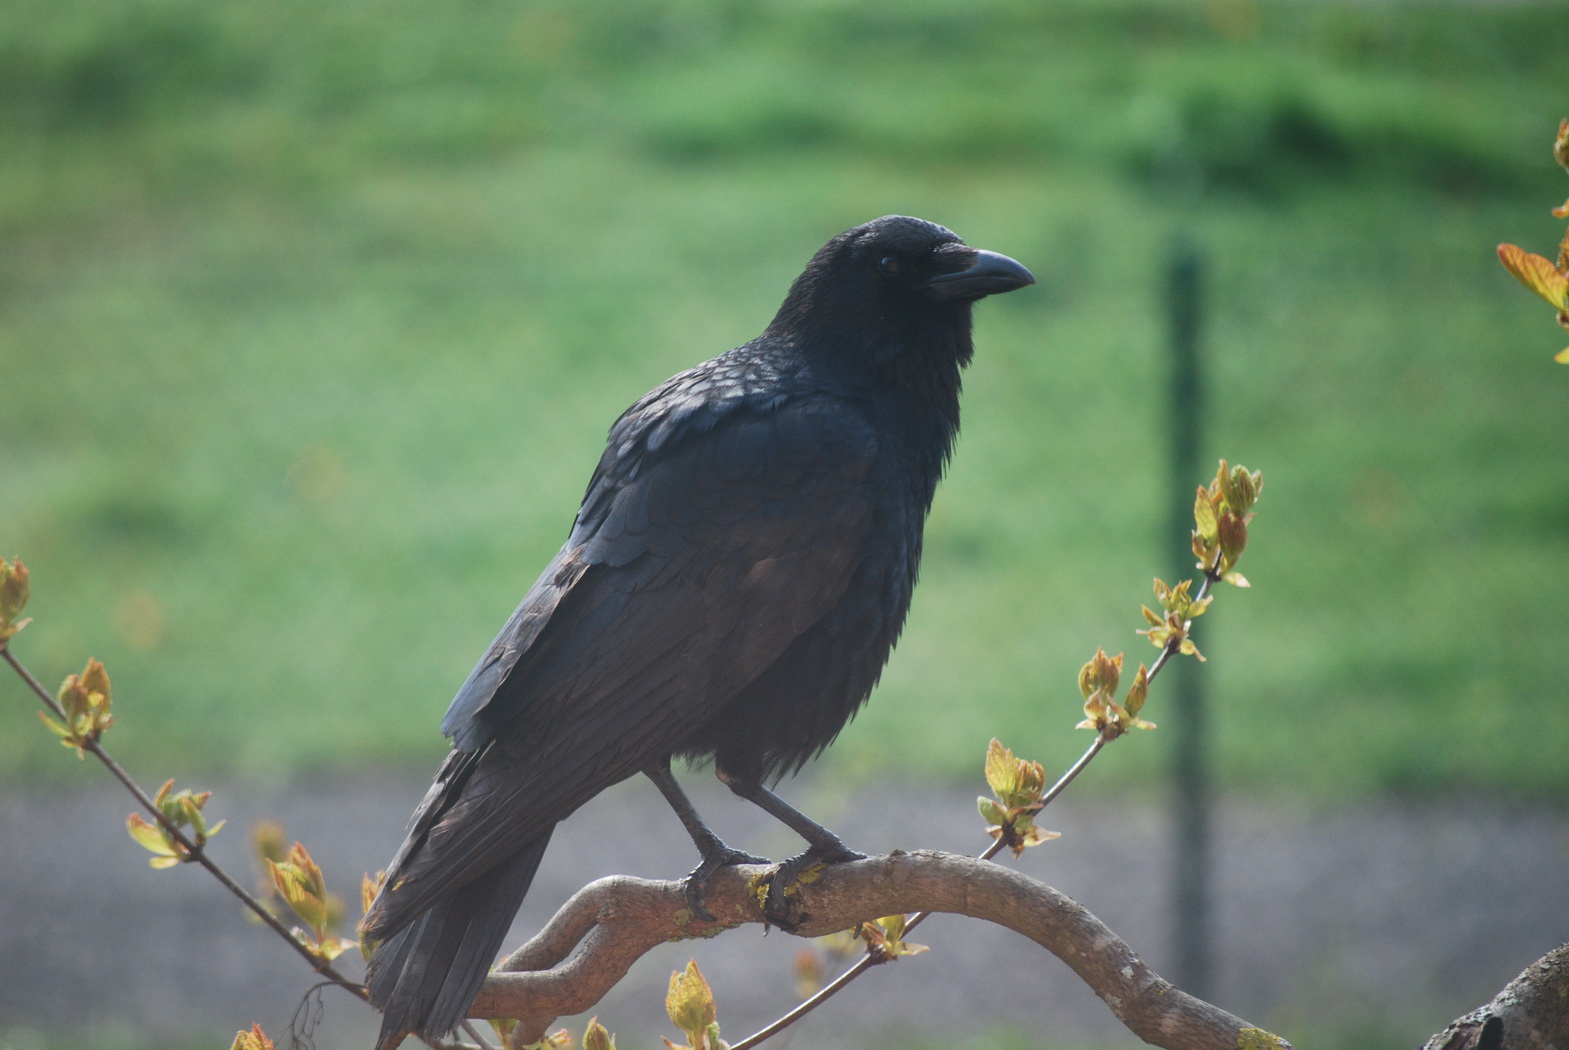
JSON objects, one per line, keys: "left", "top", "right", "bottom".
{"left": 1497, "top": 243, "right": 1569, "bottom": 309}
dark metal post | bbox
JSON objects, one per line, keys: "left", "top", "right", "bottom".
{"left": 1166, "top": 239, "right": 1212, "bottom": 998}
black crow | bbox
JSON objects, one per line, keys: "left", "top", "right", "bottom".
{"left": 362, "top": 215, "right": 1033, "bottom": 1046}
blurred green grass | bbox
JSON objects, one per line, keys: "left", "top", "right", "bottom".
{"left": 2, "top": 0, "right": 1566, "bottom": 796}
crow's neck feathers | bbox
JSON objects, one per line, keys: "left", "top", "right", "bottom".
{"left": 766, "top": 286, "right": 973, "bottom": 495}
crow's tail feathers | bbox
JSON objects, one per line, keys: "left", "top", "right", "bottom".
{"left": 366, "top": 830, "right": 555, "bottom": 1050}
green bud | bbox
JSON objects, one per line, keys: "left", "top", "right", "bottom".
{"left": 0, "top": 556, "right": 29, "bottom": 626}
{"left": 667, "top": 961, "right": 717, "bottom": 1045}
{"left": 583, "top": 1018, "right": 617, "bottom": 1050}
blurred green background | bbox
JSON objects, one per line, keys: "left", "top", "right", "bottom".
{"left": 2, "top": 0, "right": 1567, "bottom": 801}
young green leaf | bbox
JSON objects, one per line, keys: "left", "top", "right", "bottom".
{"left": 1193, "top": 486, "right": 1219, "bottom": 541}
{"left": 127, "top": 812, "right": 184, "bottom": 868}
{"left": 858, "top": 913, "right": 930, "bottom": 961}
{"left": 977, "top": 797, "right": 1007, "bottom": 827}
{"left": 979, "top": 739, "right": 1057, "bottom": 853}
{"left": 265, "top": 841, "right": 352, "bottom": 960}
{"left": 983, "top": 737, "right": 1018, "bottom": 799}
{"left": 1497, "top": 243, "right": 1569, "bottom": 309}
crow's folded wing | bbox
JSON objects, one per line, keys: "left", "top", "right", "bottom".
{"left": 369, "top": 391, "right": 879, "bottom": 930}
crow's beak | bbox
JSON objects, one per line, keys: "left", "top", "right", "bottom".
{"left": 924, "top": 248, "right": 1036, "bottom": 301}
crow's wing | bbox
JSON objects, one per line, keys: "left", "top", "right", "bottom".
{"left": 438, "top": 347, "right": 791, "bottom": 748}
{"left": 368, "top": 388, "right": 879, "bottom": 931}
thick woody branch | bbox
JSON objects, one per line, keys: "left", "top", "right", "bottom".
{"left": 471, "top": 850, "right": 1290, "bottom": 1050}
{"left": 1422, "top": 944, "right": 1569, "bottom": 1050}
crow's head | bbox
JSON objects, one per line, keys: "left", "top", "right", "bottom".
{"left": 767, "top": 216, "right": 1034, "bottom": 368}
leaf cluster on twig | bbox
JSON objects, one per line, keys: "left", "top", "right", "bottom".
{"left": 1496, "top": 118, "right": 1569, "bottom": 361}
{"left": 0, "top": 554, "right": 403, "bottom": 1048}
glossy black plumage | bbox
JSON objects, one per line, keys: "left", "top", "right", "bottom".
{"left": 362, "top": 216, "right": 1033, "bottom": 1046}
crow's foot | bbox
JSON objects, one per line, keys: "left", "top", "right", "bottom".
{"left": 683, "top": 841, "right": 770, "bottom": 922}
{"left": 762, "top": 842, "right": 867, "bottom": 927}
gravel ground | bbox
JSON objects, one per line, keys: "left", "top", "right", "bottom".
{"left": 0, "top": 770, "right": 1565, "bottom": 1049}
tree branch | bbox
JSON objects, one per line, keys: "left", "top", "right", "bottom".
{"left": 2, "top": 646, "right": 370, "bottom": 1005}
{"left": 472, "top": 851, "right": 1291, "bottom": 1050}
{"left": 1422, "top": 944, "right": 1569, "bottom": 1050}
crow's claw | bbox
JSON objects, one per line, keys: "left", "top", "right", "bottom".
{"left": 683, "top": 843, "right": 770, "bottom": 921}
{"left": 763, "top": 843, "right": 867, "bottom": 926}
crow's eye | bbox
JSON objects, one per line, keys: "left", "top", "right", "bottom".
{"left": 878, "top": 255, "right": 904, "bottom": 276}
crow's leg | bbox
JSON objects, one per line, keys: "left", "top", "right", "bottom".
{"left": 718, "top": 770, "right": 863, "bottom": 860}
{"left": 717, "top": 770, "right": 866, "bottom": 916}
{"left": 645, "top": 759, "right": 768, "bottom": 920}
